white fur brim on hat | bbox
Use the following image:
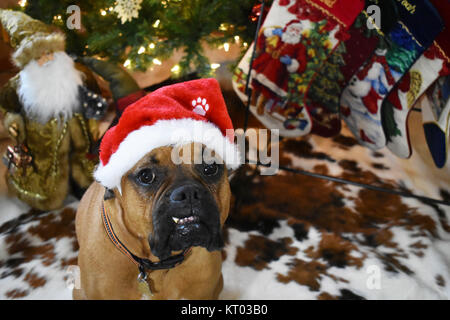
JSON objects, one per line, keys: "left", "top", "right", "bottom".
{"left": 94, "top": 118, "right": 241, "bottom": 190}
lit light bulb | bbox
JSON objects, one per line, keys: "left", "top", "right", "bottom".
{"left": 223, "top": 43, "right": 230, "bottom": 52}
{"left": 234, "top": 36, "right": 240, "bottom": 42}
{"left": 171, "top": 65, "right": 180, "bottom": 73}
{"left": 100, "top": 9, "right": 107, "bottom": 16}
{"left": 149, "top": 43, "right": 156, "bottom": 49}
{"left": 18, "top": 0, "right": 27, "bottom": 7}
{"left": 153, "top": 58, "right": 162, "bottom": 65}
{"left": 153, "top": 19, "right": 160, "bottom": 28}
{"left": 123, "top": 59, "right": 131, "bottom": 68}
{"left": 210, "top": 63, "right": 220, "bottom": 70}
{"left": 138, "top": 46, "right": 145, "bottom": 54}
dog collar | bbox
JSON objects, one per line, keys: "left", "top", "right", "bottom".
{"left": 101, "top": 201, "right": 191, "bottom": 275}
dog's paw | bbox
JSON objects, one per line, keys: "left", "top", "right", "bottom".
{"left": 192, "top": 97, "right": 210, "bottom": 116}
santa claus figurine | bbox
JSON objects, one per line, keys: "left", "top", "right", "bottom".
{"left": 0, "top": 10, "right": 105, "bottom": 211}
{"left": 251, "top": 19, "right": 307, "bottom": 115}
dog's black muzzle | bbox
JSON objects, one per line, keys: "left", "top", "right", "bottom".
{"left": 149, "top": 181, "right": 224, "bottom": 260}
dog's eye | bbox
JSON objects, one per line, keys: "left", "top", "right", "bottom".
{"left": 137, "top": 169, "right": 155, "bottom": 185}
{"left": 203, "top": 163, "right": 218, "bottom": 176}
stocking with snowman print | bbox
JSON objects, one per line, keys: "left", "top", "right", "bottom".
{"left": 339, "top": 0, "right": 443, "bottom": 150}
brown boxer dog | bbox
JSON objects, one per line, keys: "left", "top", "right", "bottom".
{"left": 74, "top": 143, "right": 231, "bottom": 299}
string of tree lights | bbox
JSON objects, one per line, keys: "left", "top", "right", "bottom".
{"left": 17, "top": 0, "right": 269, "bottom": 75}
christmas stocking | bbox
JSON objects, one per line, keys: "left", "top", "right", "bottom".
{"left": 306, "top": 0, "right": 399, "bottom": 137}
{"left": 232, "top": 0, "right": 364, "bottom": 137}
{"left": 339, "top": 0, "right": 444, "bottom": 150}
{"left": 382, "top": 0, "right": 450, "bottom": 158}
{"left": 422, "top": 75, "right": 450, "bottom": 168}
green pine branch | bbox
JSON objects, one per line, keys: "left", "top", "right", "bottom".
{"left": 22, "top": 0, "right": 264, "bottom": 76}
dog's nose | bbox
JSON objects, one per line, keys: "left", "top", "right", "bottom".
{"left": 170, "top": 185, "right": 202, "bottom": 203}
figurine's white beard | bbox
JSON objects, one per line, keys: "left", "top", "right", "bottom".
{"left": 18, "top": 51, "right": 83, "bottom": 124}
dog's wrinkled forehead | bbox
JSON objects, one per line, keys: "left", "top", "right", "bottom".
{"left": 133, "top": 143, "right": 222, "bottom": 170}
{"left": 136, "top": 146, "right": 177, "bottom": 169}
{"left": 121, "top": 142, "right": 225, "bottom": 189}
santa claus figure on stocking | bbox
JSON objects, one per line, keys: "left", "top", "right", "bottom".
{"left": 251, "top": 19, "right": 307, "bottom": 115}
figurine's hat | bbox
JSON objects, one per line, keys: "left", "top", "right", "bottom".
{"left": 0, "top": 9, "right": 65, "bottom": 68}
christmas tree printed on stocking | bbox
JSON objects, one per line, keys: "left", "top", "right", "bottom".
{"left": 382, "top": 0, "right": 450, "bottom": 159}
{"left": 340, "top": 0, "right": 443, "bottom": 150}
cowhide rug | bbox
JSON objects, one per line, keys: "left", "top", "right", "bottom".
{"left": 0, "top": 128, "right": 449, "bottom": 300}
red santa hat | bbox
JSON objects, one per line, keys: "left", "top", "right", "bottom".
{"left": 94, "top": 78, "right": 241, "bottom": 189}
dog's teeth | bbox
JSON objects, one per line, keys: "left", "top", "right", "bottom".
{"left": 173, "top": 216, "right": 197, "bottom": 225}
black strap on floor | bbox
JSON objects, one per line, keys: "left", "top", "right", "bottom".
{"left": 255, "top": 161, "right": 450, "bottom": 206}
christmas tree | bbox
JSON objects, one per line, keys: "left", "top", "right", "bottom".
{"left": 16, "top": 0, "right": 262, "bottom": 76}
{"left": 382, "top": 99, "right": 402, "bottom": 142}
{"left": 382, "top": 39, "right": 420, "bottom": 143}
{"left": 307, "top": 42, "right": 346, "bottom": 113}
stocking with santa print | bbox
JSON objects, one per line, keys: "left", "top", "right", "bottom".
{"left": 232, "top": 0, "right": 363, "bottom": 137}
{"left": 306, "top": 0, "right": 399, "bottom": 137}
{"left": 382, "top": 0, "right": 450, "bottom": 159}
{"left": 422, "top": 75, "right": 450, "bottom": 168}
{"left": 339, "top": 0, "right": 444, "bottom": 150}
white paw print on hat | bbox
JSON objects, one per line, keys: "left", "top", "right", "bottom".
{"left": 192, "top": 97, "right": 209, "bottom": 116}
